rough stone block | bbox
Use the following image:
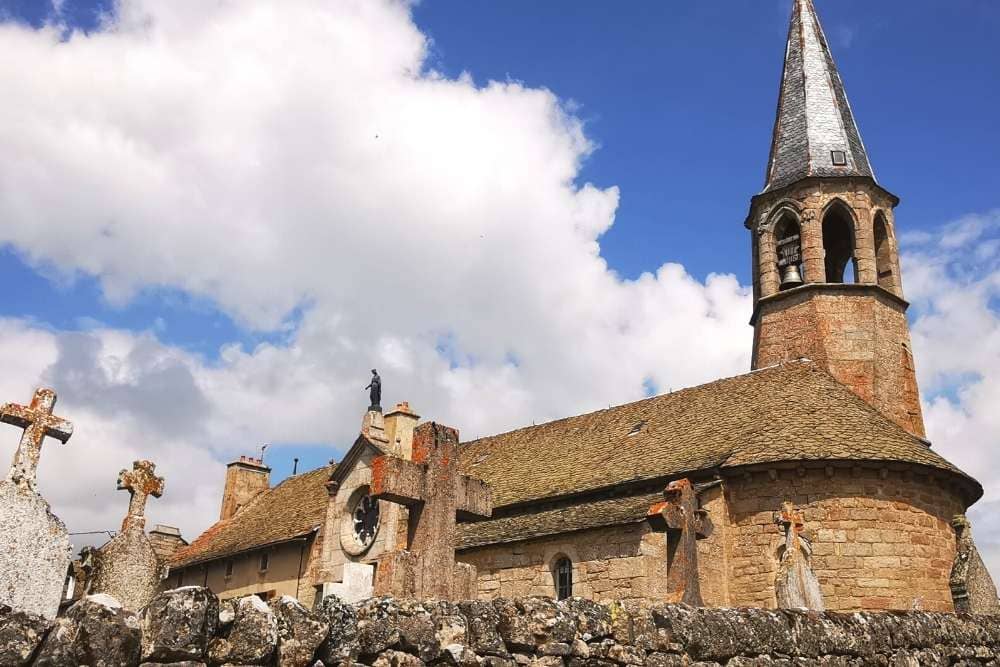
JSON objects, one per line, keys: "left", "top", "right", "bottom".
{"left": 34, "top": 594, "right": 141, "bottom": 667}
{"left": 141, "top": 586, "right": 219, "bottom": 663}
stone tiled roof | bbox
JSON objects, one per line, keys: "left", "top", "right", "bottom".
{"left": 175, "top": 362, "right": 979, "bottom": 562}
{"left": 457, "top": 492, "right": 663, "bottom": 550}
{"left": 171, "top": 465, "right": 332, "bottom": 568}
{"left": 459, "top": 361, "right": 978, "bottom": 510}
{"left": 763, "top": 0, "right": 875, "bottom": 192}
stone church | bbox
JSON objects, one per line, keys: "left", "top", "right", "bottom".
{"left": 168, "top": 0, "right": 993, "bottom": 614}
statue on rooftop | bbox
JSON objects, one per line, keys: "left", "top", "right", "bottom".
{"left": 366, "top": 369, "right": 382, "bottom": 412}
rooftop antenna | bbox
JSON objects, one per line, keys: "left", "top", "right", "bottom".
{"left": 260, "top": 443, "right": 269, "bottom": 463}
{"left": 292, "top": 457, "right": 299, "bottom": 475}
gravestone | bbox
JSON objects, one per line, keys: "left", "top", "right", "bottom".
{"left": 773, "top": 501, "right": 824, "bottom": 611}
{"left": 950, "top": 514, "right": 1000, "bottom": 614}
{"left": 370, "top": 421, "right": 492, "bottom": 600}
{"left": 0, "top": 388, "right": 75, "bottom": 618}
{"left": 646, "top": 478, "right": 714, "bottom": 606}
{"left": 89, "top": 460, "right": 166, "bottom": 610}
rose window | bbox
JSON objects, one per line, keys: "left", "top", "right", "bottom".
{"left": 352, "top": 494, "right": 380, "bottom": 548}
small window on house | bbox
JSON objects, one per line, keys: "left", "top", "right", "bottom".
{"left": 822, "top": 205, "right": 857, "bottom": 283}
{"left": 225, "top": 560, "right": 234, "bottom": 578}
{"left": 259, "top": 553, "right": 269, "bottom": 572}
{"left": 553, "top": 557, "right": 573, "bottom": 600}
{"left": 831, "top": 150, "right": 848, "bottom": 166}
{"left": 176, "top": 571, "right": 184, "bottom": 588}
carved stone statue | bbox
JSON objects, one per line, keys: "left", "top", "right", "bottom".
{"left": 774, "top": 501, "right": 824, "bottom": 611}
{"left": 366, "top": 369, "right": 382, "bottom": 412}
{"left": 950, "top": 514, "right": 1000, "bottom": 614}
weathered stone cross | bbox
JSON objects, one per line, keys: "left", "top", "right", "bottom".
{"left": 773, "top": 501, "right": 824, "bottom": 610}
{"left": 647, "top": 478, "right": 714, "bottom": 606}
{"left": 117, "top": 459, "right": 165, "bottom": 533}
{"left": 0, "top": 388, "right": 73, "bottom": 493}
{"left": 370, "top": 421, "right": 492, "bottom": 599}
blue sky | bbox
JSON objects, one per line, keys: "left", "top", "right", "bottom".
{"left": 0, "top": 0, "right": 998, "bottom": 558}
{"left": 1, "top": 0, "right": 996, "bottom": 357}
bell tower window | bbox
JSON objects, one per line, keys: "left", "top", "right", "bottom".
{"left": 874, "top": 212, "right": 894, "bottom": 289}
{"left": 774, "top": 213, "right": 803, "bottom": 290}
{"left": 822, "top": 205, "right": 857, "bottom": 283}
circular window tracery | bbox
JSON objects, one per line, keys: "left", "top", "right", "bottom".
{"left": 352, "top": 494, "right": 380, "bottom": 549}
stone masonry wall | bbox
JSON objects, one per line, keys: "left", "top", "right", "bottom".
{"left": 752, "top": 285, "right": 925, "bottom": 436}
{"left": 459, "top": 523, "right": 665, "bottom": 604}
{"left": 6, "top": 587, "right": 1000, "bottom": 666}
{"left": 723, "top": 465, "right": 964, "bottom": 612}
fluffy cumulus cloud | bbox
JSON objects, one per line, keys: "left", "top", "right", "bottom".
{"left": 0, "top": 0, "right": 751, "bottom": 543}
{"left": 904, "top": 210, "right": 1000, "bottom": 579}
{"left": 1, "top": 0, "right": 998, "bottom": 588}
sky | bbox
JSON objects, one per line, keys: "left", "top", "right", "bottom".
{"left": 0, "top": 0, "right": 998, "bottom": 581}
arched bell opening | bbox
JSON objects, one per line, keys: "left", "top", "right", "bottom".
{"left": 774, "top": 212, "right": 804, "bottom": 290}
{"left": 874, "top": 212, "right": 894, "bottom": 290}
{"left": 822, "top": 204, "right": 858, "bottom": 283}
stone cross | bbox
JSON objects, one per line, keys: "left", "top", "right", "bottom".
{"left": 0, "top": 388, "right": 73, "bottom": 492}
{"left": 773, "top": 501, "right": 824, "bottom": 610}
{"left": 370, "top": 421, "right": 492, "bottom": 599}
{"left": 647, "top": 478, "right": 714, "bottom": 606}
{"left": 117, "top": 459, "right": 165, "bottom": 533}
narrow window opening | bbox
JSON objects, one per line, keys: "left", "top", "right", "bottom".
{"left": 874, "top": 213, "right": 893, "bottom": 289}
{"left": 774, "top": 213, "right": 803, "bottom": 290}
{"left": 553, "top": 557, "right": 573, "bottom": 600}
{"left": 259, "top": 552, "right": 269, "bottom": 572}
{"left": 225, "top": 560, "right": 234, "bottom": 578}
{"left": 822, "top": 206, "right": 857, "bottom": 283}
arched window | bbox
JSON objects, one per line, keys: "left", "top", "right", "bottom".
{"left": 822, "top": 204, "right": 857, "bottom": 283}
{"left": 553, "top": 557, "right": 573, "bottom": 600}
{"left": 774, "top": 213, "right": 803, "bottom": 289}
{"left": 874, "top": 212, "right": 893, "bottom": 289}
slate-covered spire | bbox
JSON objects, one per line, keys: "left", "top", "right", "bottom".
{"left": 764, "top": 0, "right": 875, "bottom": 193}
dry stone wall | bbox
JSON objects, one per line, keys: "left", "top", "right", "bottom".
{"left": 5, "top": 587, "right": 1000, "bottom": 666}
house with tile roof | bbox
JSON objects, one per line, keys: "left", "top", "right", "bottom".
{"left": 168, "top": 0, "right": 995, "bottom": 612}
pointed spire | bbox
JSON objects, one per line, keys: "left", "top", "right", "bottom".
{"left": 763, "top": 0, "right": 875, "bottom": 192}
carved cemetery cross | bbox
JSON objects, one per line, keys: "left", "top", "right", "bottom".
{"left": 0, "top": 388, "right": 73, "bottom": 492}
{"left": 117, "top": 459, "right": 165, "bottom": 533}
{"left": 370, "top": 421, "right": 492, "bottom": 599}
{"left": 647, "top": 478, "right": 714, "bottom": 606}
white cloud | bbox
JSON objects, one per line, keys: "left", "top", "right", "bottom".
{"left": 1, "top": 0, "right": 998, "bottom": 596}
{"left": 906, "top": 210, "right": 1000, "bottom": 581}
{"left": 0, "top": 0, "right": 751, "bottom": 543}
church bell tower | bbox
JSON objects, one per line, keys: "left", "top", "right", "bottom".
{"left": 747, "top": 0, "right": 925, "bottom": 437}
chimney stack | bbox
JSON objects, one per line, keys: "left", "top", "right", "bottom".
{"left": 384, "top": 401, "right": 420, "bottom": 460}
{"left": 219, "top": 456, "right": 270, "bottom": 521}
{"left": 148, "top": 524, "right": 187, "bottom": 561}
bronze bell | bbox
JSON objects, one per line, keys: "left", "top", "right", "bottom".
{"left": 780, "top": 264, "right": 804, "bottom": 288}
